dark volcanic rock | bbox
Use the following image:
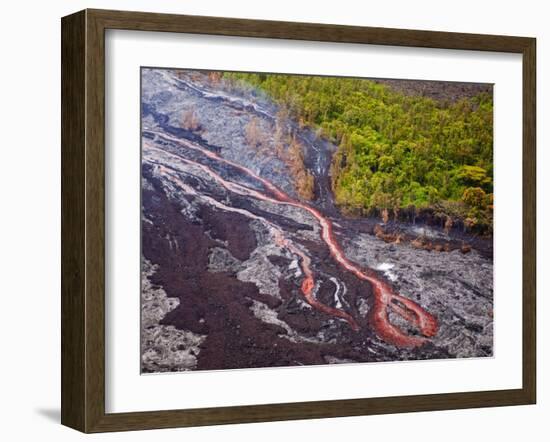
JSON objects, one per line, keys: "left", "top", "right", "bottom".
{"left": 140, "top": 68, "right": 494, "bottom": 372}
{"left": 371, "top": 78, "right": 493, "bottom": 104}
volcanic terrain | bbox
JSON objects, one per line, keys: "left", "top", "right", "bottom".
{"left": 140, "top": 68, "right": 493, "bottom": 373}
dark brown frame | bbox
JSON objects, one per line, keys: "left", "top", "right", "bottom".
{"left": 61, "top": 8, "right": 536, "bottom": 433}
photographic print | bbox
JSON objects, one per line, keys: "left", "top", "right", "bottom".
{"left": 140, "top": 67, "right": 494, "bottom": 373}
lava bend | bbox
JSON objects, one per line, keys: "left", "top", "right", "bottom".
{"left": 144, "top": 131, "right": 439, "bottom": 348}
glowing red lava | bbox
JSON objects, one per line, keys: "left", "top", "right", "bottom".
{"left": 146, "top": 132, "right": 439, "bottom": 348}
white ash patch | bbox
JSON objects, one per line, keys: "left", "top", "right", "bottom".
{"left": 409, "top": 225, "right": 448, "bottom": 240}
{"left": 288, "top": 259, "right": 303, "bottom": 278}
{"left": 376, "top": 262, "right": 398, "bottom": 282}
{"left": 357, "top": 298, "right": 370, "bottom": 317}
{"left": 142, "top": 214, "right": 154, "bottom": 225}
{"left": 328, "top": 276, "right": 348, "bottom": 308}
{"left": 164, "top": 233, "right": 179, "bottom": 251}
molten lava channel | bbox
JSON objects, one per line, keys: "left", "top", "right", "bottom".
{"left": 144, "top": 131, "right": 439, "bottom": 348}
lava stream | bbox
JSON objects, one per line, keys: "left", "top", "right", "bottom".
{"left": 145, "top": 132, "right": 439, "bottom": 348}
{"left": 151, "top": 158, "right": 360, "bottom": 332}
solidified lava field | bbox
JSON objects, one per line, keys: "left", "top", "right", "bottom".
{"left": 140, "top": 68, "right": 494, "bottom": 373}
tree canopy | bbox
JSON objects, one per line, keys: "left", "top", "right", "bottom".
{"left": 224, "top": 72, "right": 494, "bottom": 232}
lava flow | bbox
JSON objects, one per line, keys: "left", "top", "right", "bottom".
{"left": 146, "top": 131, "right": 439, "bottom": 348}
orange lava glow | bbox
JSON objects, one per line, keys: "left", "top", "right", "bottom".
{"left": 146, "top": 132, "right": 439, "bottom": 348}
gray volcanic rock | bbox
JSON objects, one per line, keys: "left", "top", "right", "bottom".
{"left": 141, "top": 258, "right": 206, "bottom": 372}
{"left": 343, "top": 231, "right": 493, "bottom": 357}
{"left": 207, "top": 247, "right": 242, "bottom": 274}
{"left": 140, "top": 68, "right": 493, "bottom": 372}
{"left": 141, "top": 68, "right": 297, "bottom": 196}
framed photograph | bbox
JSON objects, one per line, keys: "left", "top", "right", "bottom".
{"left": 61, "top": 9, "right": 536, "bottom": 433}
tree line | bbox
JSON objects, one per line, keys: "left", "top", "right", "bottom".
{"left": 223, "top": 72, "right": 494, "bottom": 233}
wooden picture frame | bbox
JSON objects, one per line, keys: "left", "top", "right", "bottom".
{"left": 61, "top": 8, "right": 536, "bottom": 433}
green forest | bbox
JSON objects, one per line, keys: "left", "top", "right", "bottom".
{"left": 223, "top": 72, "right": 494, "bottom": 233}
